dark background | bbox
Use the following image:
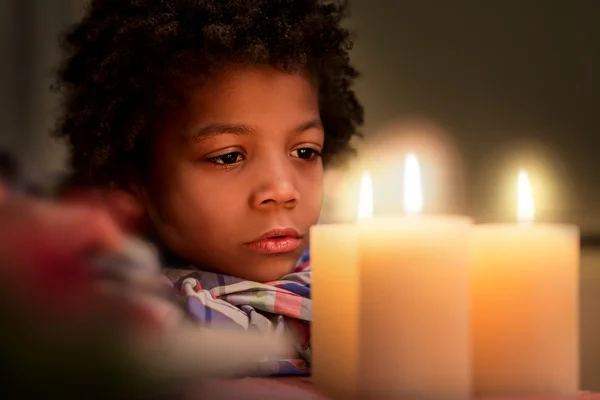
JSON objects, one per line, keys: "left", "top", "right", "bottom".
{"left": 347, "top": 0, "right": 599, "bottom": 232}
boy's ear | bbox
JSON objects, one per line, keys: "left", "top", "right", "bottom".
{"left": 101, "top": 186, "right": 148, "bottom": 234}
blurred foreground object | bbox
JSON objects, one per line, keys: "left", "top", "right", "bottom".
{"left": 56, "top": 176, "right": 148, "bottom": 234}
{"left": 0, "top": 203, "right": 287, "bottom": 399}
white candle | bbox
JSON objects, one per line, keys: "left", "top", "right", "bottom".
{"left": 312, "top": 154, "right": 472, "bottom": 400}
{"left": 471, "top": 170, "right": 580, "bottom": 397}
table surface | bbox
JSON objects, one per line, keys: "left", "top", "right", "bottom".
{"left": 196, "top": 377, "right": 600, "bottom": 400}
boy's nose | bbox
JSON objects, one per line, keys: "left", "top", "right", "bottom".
{"left": 250, "top": 179, "right": 300, "bottom": 210}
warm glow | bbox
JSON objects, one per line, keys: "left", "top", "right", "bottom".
{"left": 517, "top": 170, "right": 535, "bottom": 223}
{"left": 357, "top": 172, "right": 373, "bottom": 221}
{"left": 403, "top": 153, "right": 423, "bottom": 214}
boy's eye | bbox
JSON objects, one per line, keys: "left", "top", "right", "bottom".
{"left": 291, "top": 148, "right": 321, "bottom": 160}
{"left": 209, "top": 152, "right": 244, "bottom": 165}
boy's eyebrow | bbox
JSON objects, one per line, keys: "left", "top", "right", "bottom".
{"left": 189, "top": 119, "right": 323, "bottom": 142}
{"left": 189, "top": 124, "right": 254, "bottom": 142}
{"left": 294, "top": 119, "right": 323, "bottom": 134}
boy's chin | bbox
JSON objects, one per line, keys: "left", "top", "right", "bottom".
{"left": 236, "top": 252, "right": 303, "bottom": 283}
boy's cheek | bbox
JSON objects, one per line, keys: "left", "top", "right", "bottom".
{"left": 307, "top": 173, "right": 325, "bottom": 212}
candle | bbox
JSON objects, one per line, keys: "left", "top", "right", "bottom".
{"left": 471, "top": 170, "right": 579, "bottom": 397}
{"left": 312, "top": 154, "right": 472, "bottom": 400}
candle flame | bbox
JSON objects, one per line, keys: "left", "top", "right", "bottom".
{"left": 357, "top": 171, "right": 373, "bottom": 221}
{"left": 403, "top": 153, "right": 423, "bottom": 214}
{"left": 517, "top": 169, "right": 535, "bottom": 223}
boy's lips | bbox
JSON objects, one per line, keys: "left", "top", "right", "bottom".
{"left": 244, "top": 228, "right": 302, "bottom": 254}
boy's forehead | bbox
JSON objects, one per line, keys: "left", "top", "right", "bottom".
{"left": 174, "top": 66, "right": 320, "bottom": 125}
{"left": 155, "top": 65, "right": 322, "bottom": 146}
{"left": 185, "top": 66, "right": 316, "bottom": 104}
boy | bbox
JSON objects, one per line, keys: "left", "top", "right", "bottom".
{"left": 2, "top": 0, "right": 363, "bottom": 377}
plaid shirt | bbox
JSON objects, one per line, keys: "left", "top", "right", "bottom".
{"left": 162, "top": 248, "right": 312, "bottom": 376}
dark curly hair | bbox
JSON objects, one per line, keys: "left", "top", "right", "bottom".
{"left": 53, "top": 0, "right": 363, "bottom": 186}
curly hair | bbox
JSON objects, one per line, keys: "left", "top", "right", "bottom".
{"left": 53, "top": 0, "right": 363, "bottom": 185}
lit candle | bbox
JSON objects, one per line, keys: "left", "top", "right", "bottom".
{"left": 312, "top": 154, "right": 472, "bottom": 400}
{"left": 471, "top": 170, "right": 579, "bottom": 397}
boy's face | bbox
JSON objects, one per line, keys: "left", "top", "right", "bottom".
{"left": 138, "top": 66, "right": 324, "bottom": 282}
